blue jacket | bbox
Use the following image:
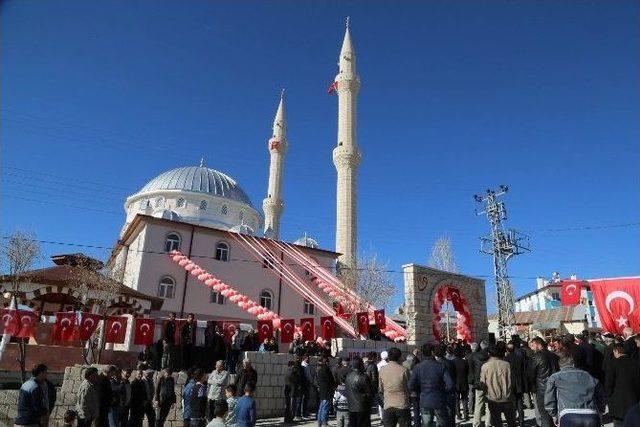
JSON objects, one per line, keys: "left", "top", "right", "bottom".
{"left": 182, "top": 379, "right": 195, "bottom": 419}
{"left": 408, "top": 358, "right": 453, "bottom": 410}
{"left": 236, "top": 395, "right": 257, "bottom": 427}
{"left": 15, "top": 378, "right": 47, "bottom": 425}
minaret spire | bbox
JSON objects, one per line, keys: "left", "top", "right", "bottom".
{"left": 333, "top": 19, "right": 361, "bottom": 276}
{"left": 263, "top": 90, "right": 288, "bottom": 239}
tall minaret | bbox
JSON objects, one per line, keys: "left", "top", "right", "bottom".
{"left": 333, "top": 17, "right": 361, "bottom": 274}
{"left": 263, "top": 90, "right": 288, "bottom": 239}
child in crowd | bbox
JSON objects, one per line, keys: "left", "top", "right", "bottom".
{"left": 332, "top": 383, "right": 349, "bottom": 427}
{"left": 225, "top": 384, "right": 238, "bottom": 427}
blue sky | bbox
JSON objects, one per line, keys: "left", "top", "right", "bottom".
{"left": 2, "top": 0, "right": 639, "bottom": 312}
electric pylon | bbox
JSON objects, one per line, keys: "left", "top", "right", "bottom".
{"left": 474, "top": 185, "right": 530, "bottom": 339}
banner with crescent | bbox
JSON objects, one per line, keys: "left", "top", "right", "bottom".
{"left": 356, "top": 312, "right": 369, "bottom": 336}
{"left": 320, "top": 316, "right": 335, "bottom": 340}
{"left": 300, "top": 317, "right": 315, "bottom": 342}
{"left": 16, "top": 310, "right": 39, "bottom": 338}
{"left": 53, "top": 312, "right": 77, "bottom": 342}
{"left": 590, "top": 278, "right": 640, "bottom": 333}
{"left": 222, "top": 321, "right": 240, "bottom": 344}
{"left": 105, "top": 316, "right": 128, "bottom": 344}
{"left": 280, "top": 319, "right": 295, "bottom": 343}
{"left": 560, "top": 280, "right": 582, "bottom": 306}
{"left": 78, "top": 312, "right": 101, "bottom": 341}
{"left": 0, "top": 308, "right": 19, "bottom": 336}
{"left": 133, "top": 318, "right": 155, "bottom": 346}
{"left": 257, "top": 319, "right": 274, "bottom": 342}
{"left": 374, "top": 309, "right": 386, "bottom": 330}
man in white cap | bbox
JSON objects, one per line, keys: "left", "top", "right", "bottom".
{"left": 377, "top": 351, "right": 389, "bottom": 418}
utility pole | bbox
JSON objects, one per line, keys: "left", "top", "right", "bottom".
{"left": 474, "top": 185, "right": 530, "bottom": 339}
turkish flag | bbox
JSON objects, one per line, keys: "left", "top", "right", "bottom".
{"left": 133, "top": 318, "right": 155, "bottom": 346}
{"left": 320, "top": 316, "right": 335, "bottom": 340}
{"left": 280, "top": 319, "right": 295, "bottom": 343}
{"left": 78, "top": 313, "right": 101, "bottom": 341}
{"left": 104, "top": 316, "right": 128, "bottom": 344}
{"left": 561, "top": 280, "right": 582, "bottom": 306}
{"left": 356, "top": 312, "right": 370, "bottom": 335}
{"left": 327, "top": 81, "right": 338, "bottom": 94}
{"left": 16, "top": 311, "right": 39, "bottom": 338}
{"left": 222, "top": 321, "right": 239, "bottom": 344}
{"left": 300, "top": 318, "right": 315, "bottom": 342}
{"left": 591, "top": 278, "right": 640, "bottom": 333}
{"left": 0, "top": 309, "right": 19, "bottom": 336}
{"left": 53, "top": 312, "right": 77, "bottom": 342}
{"left": 334, "top": 302, "right": 352, "bottom": 320}
{"left": 257, "top": 320, "right": 273, "bottom": 342}
{"left": 374, "top": 309, "right": 386, "bottom": 329}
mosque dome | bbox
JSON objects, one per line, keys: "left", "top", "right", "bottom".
{"left": 294, "top": 234, "right": 319, "bottom": 249}
{"left": 229, "top": 223, "right": 255, "bottom": 235}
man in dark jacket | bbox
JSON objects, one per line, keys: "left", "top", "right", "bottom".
{"left": 453, "top": 347, "right": 470, "bottom": 421}
{"left": 345, "top": 357, "right": 373, "bottom": 427}
{"left": 181, "top": 313, "right": 197, "bottom": 370}
{"left": 316, "top": 356, "right": 336, "bottom": 427}
{"left": 96, "top": 365, "right": 115, "bottom": 427}
{"left": 606, "top": 343, "right": 640, "bottom": 426}
{"left": 284, "top": 360, "right": 303, "bottom": 422}
{"left": 505, "top": 340, "right": 528, "bottom": 427}
{"left": 364, "top": 353, "right": 379, "bottom": 395}
{"left": 155, "top": 367, "right": 176, "bottom": 427}
{"left": 236, "top": 360, "right": 258, "bottom": 397}
{"left": 408, "top": 343, "right": 453, "bottom": 427}
{"left": 129, "top": 370, "right": 148, "bottom": 427}
{"left": 529, "top": 337, "right": 559, "bottom": 427}
{"left": 471, "top": 340, "right": 490, "bottom": 427}
{"left": 15, "top": 363, "right": 49, "bottom": 426}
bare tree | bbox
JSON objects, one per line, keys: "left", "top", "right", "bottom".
{"left": 428, "top": 235, "right": 458, "bottom": 273}
{"left": 0, "top": 231, "right": 42, "bottom": 381}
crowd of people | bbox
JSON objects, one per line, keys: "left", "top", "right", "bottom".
{"left": 14, "top": 326, "right": 640, "bottom": 427}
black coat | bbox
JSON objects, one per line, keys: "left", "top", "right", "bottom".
{"left": 453, "top": 357, "right": 469, "bottom": 393}
{"left": 333, "top": 364, "right": 351, "bottom": 384}
{"left": 316, "top": 365, "right": 336, "bottom": 400}
{"left": 528, "top": 349, "right": 559, "bottom": 396}
{"left": 605, "top": 355, "right": 640, "bottom": 420}
{"left": 236, "top": 367, "right": 258, "bottom": 396}
{"left": 163, "top": 320, "right": 176, "bottom": 345}
{"left": 470, "top": 350, "right": 489, "bottom": 388}
{"left": 345, "top": 370, "right": 373, "bottom": 412}
{"left": 505, "top": 347, "right": 529, "bottom": 394}
{"left": 181, "top": 321, "right": 196, "bottom": 346}
{"left": 364, "top": 362, "right": 378, "bottom": 394}
{"left": 130, "top": 379, "right": 147, "bottom": 410}
{"left": 285, "top": 364, "right": 303, "bottom": 396}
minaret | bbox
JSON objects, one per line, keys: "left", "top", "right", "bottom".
{"left": 333, "top": 17, "right": 361, "bottom": 274}
{"left": 263, "top": 90, "right": 288, "bottom": 239}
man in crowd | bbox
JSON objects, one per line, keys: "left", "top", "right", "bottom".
{"left": 453, "top": 346, "right": 470, "bottom": 422}
{"left": 236, "top": 360, "right": 258, "bottom": 398}
{"left": 529, "top": 337, "right": 558, "bottom": 427}
{"left": 379, "top": 347, "right": 410, "bottom": 427}
{"left": 300, "top": 354, "right": 313, "bottom": 418}
{"left": 96, "top": 365, "right": 115, "bottom": 427}
{"left": 75, "top": 367, "right": 100, "bottom": 427}
{"left": 545, "top": 346, "right": 605, "bottom": 427}
{"left": 316, "top": 356, "right": 336, "bottom": 427}
{"left": 333, "top": 357, "right": 350, "bottom": 384}
{"left": 471, "top": 340, "right": 490, "bottom": 427}
{"left": 182, "top": 313, "right": 197, "bottom": 370}
{"left": 606, "top": 343, "right": 640, "bottom": 427}
{"left": 409, "top": 343, "right": 453, "bottom": 427}
{"left": 345, "top": 357, "right": 374, "bottom": 427}
{"left": 155, "top": 367, "right": 176, "bottom": 427}
{"left": 120, "top": 368, "right": 132, "bottom": 425}
{"left": 129, "top": 369, "right": 148, "bottom": 427}
{"left": 505, "top": 339, "right": 528, "bottom": 427}
{"left": 284, "top": 359, "right": 303, "bottom": 422}
{"left": 188, "top": 369, "right": 208, "bottom": 427}
{"left": 622, "top": 327, "right": 637, "bottom": 359}
{"left": 480, "top": 342, "right": 516, "bottom": 427}
{"left": 141, "top": 369, "right": 156, "bottom": 426}
{"left": 207, "top": 360, "right": 229, "bottom": 421}
{"left": 236, "top": 383, "right": 257, "bottom": 427}
{"left": 15, "top": 363, "right": 51, "bottom": 426}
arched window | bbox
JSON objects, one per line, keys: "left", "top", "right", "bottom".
{"left": 259, "top": 290, "right": 273, "bottom": 310}
{"left": 215, "top": 242, "right": 229, "bottom": 262}
{"left": 164, "top": 232, "right": 181, "bottom": 252}
{"left": 221, "top": 205, "right": 228, "bottom": 215}
{"left": 158, "top": 276, "right": 175, "bottom": 298}
{"left": 200, "top": 200, "right": 208, "bottom": 211}
{"left": 303, "top": 299, "right": 315, "bottom": 315}
{"left": 211, "top": 290, "right": 225, "bottom": 305}
{"left": 176, "top": 198, "right": 185, "bottom": 208}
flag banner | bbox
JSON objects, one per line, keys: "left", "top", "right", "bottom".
{"left": 561, "top": 280, "right": 582, "bottom": 306}
{"left": 320, "top": 316, "right": 335, "bottom": 340}
{"left": 222, "top": 321, "right": 240, "bottom": 344}
{"left": 53, "top": 312, "right": 76, "bottom": 341}
{"left": 78, "top": 313, "right": 101, "bottom": 341}
{"left": 590, "top": 278, "right": 640, "bottom": 333}
{"left": 356, "top": 312, "right": 369, "bottom": 335}
{"left": 280, "top": 319, "right": 295, "bottom": 343}
{"left": 104, "top": 316, "right": 128, "bottom": 343}
{"left": 374, "top": 309, "right": 386, "bottom": 329}
{"left": 300, "top": 318, "right": 315, "bottom": 342}
{"left": 0, "top": 309, "right": 19, "bottom": 336}
{"left": 257, "top": 320, "right": 273, "bottom": 342}
{"left": 327, "top": 81, "right": 338, "bottom": 94}
{"left": 16, "top": 310, "right": 39, "bottom": 338}
{"left": 133, "top": 318, "right": 155, "bottom": 346}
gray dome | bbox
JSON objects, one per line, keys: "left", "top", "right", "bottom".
{"left": 294, "top": 234, "right": 319, "bottom": 249}
{"left": 137, "top": 166, "right": 254, "bottom": 207}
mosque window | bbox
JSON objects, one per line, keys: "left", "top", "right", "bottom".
{"left": 210, "top": 290, "right": 225, "bottom": 305}
{"left": 176, "top": 198, "right": 185, "bottom": 208}
{"left": 155, "top": 197, "right": 165, "bottom": 208}
{"left": 221, "top": 205, "right": 228, "bottom": 215}
{"left": 158, "top": 276, "right": 175, "bottom": 299}
{"left": 259, "top": 290, "right": 273, "bottom": 310}
{"left": 164, "top": 233, "right": 181, "bottom": 252}
{"left": 303, "top": 299, "right": 315, "bottom": 315}
{"left": 215, "top": 242, "right": 229, "bottom": 262}
{"left": 140, "top": 200, "right": 150, "bottom": 210}
{"left": 200, "top": 200, "right": 207, "bottom": 210}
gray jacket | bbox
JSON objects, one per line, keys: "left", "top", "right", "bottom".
{"left": 207, "top": 370, "right": 229, "bottom": 401}
{"left": 544, "top": 366, "right": 605, "bottom": 418}
{"left": 76, "top": 379, "right": 100, "bottom": 420}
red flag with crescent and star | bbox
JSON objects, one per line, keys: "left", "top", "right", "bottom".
{"left": 356, "top": 312, "right": 369, "bottom": 335}
{"left": 280, "top": 319, "right": 295, "bottom": 343}
{"left": 257, "top": 320, "right": 273, "bottom": 342}
{"left": 561, "top": 280, "right": 582, "bottom": 306}
{"left": 16, "top": 310, "right": 39, "bottom": 338}
{"left": 222, "top": 321, "right": 240, "bottom": 344}
{"left": 300, "top": 318, "right": 315, "bottom": 342}
{"left": 53, "top": 312, "right": 77, "bottom": 342}
{"left": 327, "top": 81, "right": 338, "bottom": 94}
{"left": 374, "top": 309, "right": 386, "bottom": 330}
{"left": 78, "top": 313, "right": 101, "bottom": 341}
{"left": 590, "top": 277, "right": 640, "bottom": 333}
{"left": 133, "top": 318, "right": 155, "bottom": 346}
{"left": 320, "top": 316, "right": 335, "bottom": 340}
{"left": 0, "top": 309, "right": 19, "bottom": 336}
{"left": 104, "top": 316, "right": 128, "bottom": 344}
